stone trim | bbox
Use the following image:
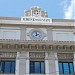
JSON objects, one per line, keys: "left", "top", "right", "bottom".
{"left": 28, "top": 28, "right": 46, "bottom": 40}
{"left": 57, "top": 53, "right": 74, "bottom": 60}
{"left": 29, "top": 52, "right": 45, "bottom": 58}
{"left": 0, "top": 44, "right": 74, "bottom": 52}
{"left": 0, "top": 40, "right": 74, "bottom": 52}
{"left": 0, "top": 39, "right": 74, "bottom": 45}
{"left": 0, "top": 52, "right": 17, "bottom": 58}
{"left": 0, "top": 16, "right": 20, "bottom": 20}
{"left": 0, "top": 21, "right": 74, "bottom": 29}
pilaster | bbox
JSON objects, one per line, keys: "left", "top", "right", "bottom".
{"left": 16, "top": 51, "right": 27, "bottom": 75}
{"left": 45, "top": 52, "right": 50, "bottom": 75}
{"left": 55, "top": 53, "right": 59, "bottom": 75}
{"left": 26, "top": 52, "right": 29, "bottom": 75}
{"left": 16, "top": 52, "right": 20, "bottom": 75}
{"left": 48, "top": 53, "right": 59, "bottom": 75}
{"left": 73, "top": 53, "right": 75, "bottom": 73}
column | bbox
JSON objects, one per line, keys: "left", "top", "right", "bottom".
{"left": 49, "top": 53, "right": 59, "bottom": 75}
{"left": 73, "top": 53, "right": 75, "bottom": 73}
{"left": 26, "top": 52, "right": 29, "bottom": 75}
{"left": 16, "top": 52, "right": 20, "bottom": 75}
{"left": 45, "top": 53, "right": 50, "bottom": 75}
{"left": 55, "top": 53, "right": 59, "bottom": 75}
{"left": 16, "top": 51, "right": 27, "bottom": 75}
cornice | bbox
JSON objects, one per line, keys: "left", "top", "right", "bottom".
{"left": 0, "top": 39, "right": 75, "bottom": 52}
{"left": 0, "top": 18, "right": 74, "bottom": 29}
{"left": 0, "top": 16, "right": 74, "bottom": 22}
{"left": 0, "top": 23, "right": 74, "bottom": 29}
{"left": 0, "top": 16, "right": 20, "bottom": 20}
{"left": 0, "top": 39, "right": 74, "bottom": 45}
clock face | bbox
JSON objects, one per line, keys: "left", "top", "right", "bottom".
{"left": 31, "top": 31, "right": 41, "bottom": 40}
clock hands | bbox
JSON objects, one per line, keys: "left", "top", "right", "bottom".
{"left": 35, "top": 32, "right": 40, "bottom": 36}
{"left": 35, "top": 32, "right": 37, "bottom": 36}
{"left": 32, "top": 31, "right": 41, "bottom": 39}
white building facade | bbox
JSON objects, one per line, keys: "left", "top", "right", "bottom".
{"left": 0, "top": 6, "right": 75, "bottom": 75}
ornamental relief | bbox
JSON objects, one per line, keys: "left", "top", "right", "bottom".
{"left": 0, "top": 52, "right": 17, "bottom": 58}
{"left": 0, "top": 43, "right": 75, "bottom": 52}
{"left": 57, "top": 53, "right": 74, "bottom": 59}
{"left": 0, "top": 44, "right": 3, "bottom": 48}
{"left": 29, "top": 52, "right": 45, "bottom": 58}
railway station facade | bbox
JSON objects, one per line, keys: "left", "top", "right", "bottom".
{"left": 0, "top": 6, "right": 75, "bottom": 75}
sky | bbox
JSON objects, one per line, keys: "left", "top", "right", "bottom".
{"left": 0, "top": 0, "right": 75, "bottom": 19}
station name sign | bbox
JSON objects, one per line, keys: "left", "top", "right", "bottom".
{"left": 21, "top": 17, "right": 52, "bottom": 23}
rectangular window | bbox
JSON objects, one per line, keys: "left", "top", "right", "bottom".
{"left": 30, "top": 61, "right": 45, "bottom": 74}
{"left": 0, "top": 61, "right": 15, "bottom": 74}
{"left": 59, "top": 62, "right": 74, "bottom": 74}
{"left": 11, "top": 62, "right": 15, "bottom": 73}
{"left": 4, "top": 62, "right": 11, "bottom": 73}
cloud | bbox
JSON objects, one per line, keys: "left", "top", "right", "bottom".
{"left": 64, "top": 0, "right": 75, "bottom": 19}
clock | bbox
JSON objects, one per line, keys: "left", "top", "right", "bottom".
{"left": 31, "top": 31, "right": 41, "bottom": 40}
{"left": 28, "top": 29, "right": 46, "bottom": 40}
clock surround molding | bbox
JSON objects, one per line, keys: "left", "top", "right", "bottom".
{"left": 28, "top": 28, "right": 46, "bottom": 40}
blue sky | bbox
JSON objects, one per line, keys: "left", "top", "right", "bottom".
{"left": 0, "top": 0, "right": 74, "bottom": 19}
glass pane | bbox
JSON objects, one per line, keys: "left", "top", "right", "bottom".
{"left": 30, "top": 61, "right": 34, "bottom": 73}
{"left": 59, "top": 63, "right": 63, "bottom": 74}
{"left": 4, "top": 62, "right": 11, "bottom": 73}
{"left": 41, "top": 62, "right": 45, "bottom": 74}
{"left": 30, "top": 61, "right": 45, "bottom": 74}
{"left": 0, "top": 62, "right": 1, "bottom": 73}
{"left": 35, "top": 62, "right": 40, "bottom": 73}
{"left": 1, "top": 62, "right": 5, "bottom": 73}
{"left": 11, "top": 62, "right": 15, "bottom": 73}
{"left": 63, "top": 63, "right": 69, "bottom": 74}
{"left": 69, "top": 63, "right": 74, "bottom": 74}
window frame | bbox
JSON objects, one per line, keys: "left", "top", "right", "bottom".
{"left": 30, "top": 61, "right": 45, "bottom": 74}
{"left": 59, "top": 61, "right": 74, "bottom": 74}
{"left": 0, "top": 61, "right": 15, "bottom": 74}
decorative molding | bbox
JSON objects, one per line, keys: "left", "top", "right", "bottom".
{"left": 21, "top": 44, "right": 25, "bottom": 49}
{"left": 0, "top": 40, "right": 75, "bottom": 52}
{"left": 57, "top": 53, "right": 74, "bottom": 59}
{"left": 24, "top": 6, "right": 48, "bottom": 17}
{"left": 56, "top": 45, "right": 60, "bottom": 50}
{"left": 70, "top": 45, "right": 74, "bottom": 50}
{"left": 28, "top": 28, "right": 46, "bottom": 40}
{"left": 42, "top": 45, "right": 46, "bottom": 49}
{"left": 49, "top": 45, "right": 53, "bottom": 50}
{"left": 29, "top": 52, "right": 45, "bottom": 58}
{"left": 0, "top": 52, "right": 17, "bottom": 58}
{"left": 0, "top": 44, "right": 3, "bottom": 48}
{"left": 28, "top": 44, "right": 32, "bottom": 49}
{"left": 6, "top": 44, "right": 11, "bottom": 49}
{"left": 35, "top": 44, "right": 39, "bottom": 49}
{"left": 15, "top": 44, "right": 19, "bottom": 49}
